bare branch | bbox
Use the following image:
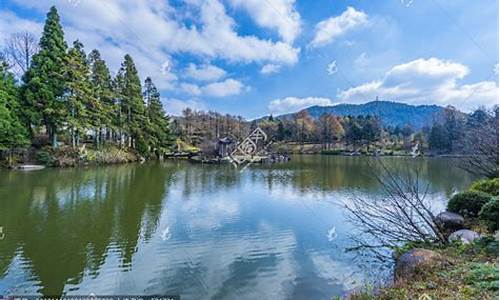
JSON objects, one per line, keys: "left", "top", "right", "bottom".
{"left": 4, "top": 31, "right": 39, "bottom": 77}
{"left": 344, "top": 159, "right": 447, "bottom": 260}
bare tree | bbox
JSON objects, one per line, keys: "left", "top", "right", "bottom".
{"left": 344, "top": 160, "right": 447, "bottom": 260}
{"left": 4, "top": 31, "right": 39, "bottom": 77}
{"left": 459, "top": 106, "right": 499, "bottom": 178}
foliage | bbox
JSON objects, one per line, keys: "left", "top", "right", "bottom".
{"left": 478, "top": 197, "right": 499, "bottom": 232}
{"left": 23, "top": 6, "right": 68, "bottom": 148}
{"left": 0, "top": 56, "right": 29, "bottom": 152}
{"left": 301, "top": 100, "right": 442, "bottom": 129}
{"left": 460, "top": 106, "right": 499, "bottom": 178}
{"left": 469, "top": 178, "right": 499, "bottom": 196}
{"left": 463, "top": 262, "right": 499, "bottom": 291}
{"left": 35, "top": 149, "right": 55, "bottom": 166}
{"left": 345, "top": 240, "right": 499, "bottom": 300}
{"left": 320, "top": 149, "right": 343, "bottom": 155}
{"left": 143, "top": 77, "right": 173, "bottom": 156}
{"left": 0, "top": 6, "right": 174, "bottom": 164}
{"left": 63, "top": 40, "right": 95, "bottom": 147}
{"left": 174, "top": 138, "right": 199, "bottom": 153}
{"left": 447, "top": 191, "right": 492, "bottom": 217}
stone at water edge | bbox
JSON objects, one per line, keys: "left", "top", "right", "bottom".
{"left": 435, "top": 211, "right": 465, "bottom": 231}
{"left": 448, "top": 229, "right": 480, "bottom": 244}
{"left": 394, "top": 248, "right": 442, "bottom": 282}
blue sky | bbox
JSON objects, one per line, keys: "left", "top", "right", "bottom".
{"left": 0, "top": 0, "right": 498, "bottom": 118}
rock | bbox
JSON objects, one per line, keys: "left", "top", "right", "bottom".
{"left": 394, "top": 248, "right": 441, "bottom": 282}
{"left": 435, "top": 211, "right": 464, "bottom": 232}
{"left": 448, "top": 229, "right": 480, "bottom": 244}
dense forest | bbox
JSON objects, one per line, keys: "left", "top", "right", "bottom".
{"left": 0, "top": 6, "right": 173, "bottom": 165}
{"left": 174, "top": 105, "right": 498, "bottom": 153}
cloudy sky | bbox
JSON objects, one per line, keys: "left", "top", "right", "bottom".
{"left": 0, "top": 0, "right": 498, "bottom": 118}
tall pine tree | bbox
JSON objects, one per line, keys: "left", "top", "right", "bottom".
{"left": 0, "top": 57, "right": 29, "bottom": 153}
{"left": 63, "top": 40, "right": 95, "bottom": 148}
{"left": 88, "top": 49, "right": 114, "bottom": 144}
{"left": 23, "top": 6, "right": 68, "bottom": 148}
{"left": 143, "top": 77, "right": 173, "bottom": 157}
{"left": 119, "top": 54, "right": 146, "bottom": 150}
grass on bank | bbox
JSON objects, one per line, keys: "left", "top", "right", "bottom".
{"left": 344, "top": 237, "right": 498, "bottom": 300}
{"left": 35, "top": 144, "right": 139, "bottom": 167}
{"left": 340, "top": 177, "right": 499, "bottom": 300}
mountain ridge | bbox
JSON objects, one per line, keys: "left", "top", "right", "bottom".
{"left": 267, "top": 100, "right": 445, "bottom": 129}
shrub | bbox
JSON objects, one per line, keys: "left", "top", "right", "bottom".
{"left": 321, "top": 149, "right": 342, "bottom": 155}
{"left": 447, "top": 191, "right": 492, "bottom": 217}
{"left": 464, "top": 262, "right": 499, "bottom": 291}
{"left": 469, "top": 178, "right": 499, "bottom": 196}
{"left": 35, "top": 150, "right": 55, "bottom": 166}
{"left": 479, "top": 197, "right": 499, "bottom": 232}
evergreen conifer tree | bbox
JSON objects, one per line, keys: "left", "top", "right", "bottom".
{"left": 23, "top": 6, "right": 68, "bottom": 148}
{"left": 0, "top": 57, "right": 29, "bottom": 152}
{"left": 88, "top": 49, "right": 114, "bottom": 144}
{"left": 63, "top": 40, "right": 95, "bottom": 148}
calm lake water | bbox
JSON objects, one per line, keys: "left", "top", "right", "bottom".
{"left": 0, "top": 156, "right": 475, "bottom": 299}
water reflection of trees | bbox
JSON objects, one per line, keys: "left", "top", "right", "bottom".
{"left": 0, "top": 163, "right": 176, "bottom": 295}
{"left": 0, "top": 157, "right": 476, "bottom": 295}
{"left": 164, "top": 156, "right": 474, "bottom": 199}
{"left": 251, "top": 156, "right": 476, "bottom": 197}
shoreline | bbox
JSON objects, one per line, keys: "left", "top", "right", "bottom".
{"left": 2, "top": 149, "right": 469, "bottom": 169}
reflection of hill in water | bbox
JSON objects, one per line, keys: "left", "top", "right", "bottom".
{"left": 0, "top": 156, "right": 475, "bottom": 297}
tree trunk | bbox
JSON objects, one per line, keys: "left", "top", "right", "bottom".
{"left": 51, "top": 126, "right": 58, "bottom": 149}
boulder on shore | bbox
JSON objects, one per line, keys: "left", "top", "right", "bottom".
{"left": 394, "top": 248, "right": 441, "bottom": 282}
{"left": 448, "top": 229, "right": 480, "bottom": 244}
{"left": 435, "top": 211, "right": 464, "bottom": 232}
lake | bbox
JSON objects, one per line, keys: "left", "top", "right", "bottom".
{"left": 0, "top": 155, "right": 476, "bottom": 299}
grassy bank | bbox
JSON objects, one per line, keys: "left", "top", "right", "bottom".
{"left": 29, "top": 144, "right": 140, "bottom": 167}
{"left": 343, "top": 178, "right": 499, "bottom": 300}
{"left": 347, "top": 239, "right": 498, "bottom": 299}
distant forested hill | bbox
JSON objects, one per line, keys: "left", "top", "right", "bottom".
{"left": 274, "top": 100, "right": 445, "bottom": 129}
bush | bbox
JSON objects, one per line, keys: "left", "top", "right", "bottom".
{"left": 469, "top": 178, "right": 499, "bottom": 196}
{"left": 479, "top": 197, "right": 499, "bottom": 232}
{"left": 447, "top": 191, "right": 492, "bottom": 217}
{"left": 35, "top": 150, "right": 55, "bottom": 166}
{"left": 321, "top": 149, "right": 342, "bottom": 155}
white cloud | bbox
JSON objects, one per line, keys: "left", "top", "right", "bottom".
{"left": 7, "top": 0, "right": 299, "bottom": 90}
{"left": 162, "top": 98, "right": 207, "bottom": 116}
{"left": 261, "top": 64, "right": 281, "bottom": 74}
{"left": 202, "top": 78, "right": 246, "bottom": 97}
{"left": 310, "top": 7, "right": 368, "bottom": 48}
{"left": 268, "top": 96, "right": 333, "bottom": 115}
{"left": 327, "top": 60, "right": 337, "bottom": 75}
{"left": 0, "top": 10, "right": 42, "bottom": 42}
{"left": 228, "top": 0, "right": 301, "bottom": 43}
{"left": 184, "top": 63, "right": 226, "bottom": 82}
{"left": 337, "top": 57, "right": 500, "bottom": 111}
{"left": 179, "top": 82, "right": 202, "bottom": 96}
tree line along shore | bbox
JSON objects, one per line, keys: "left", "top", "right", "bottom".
{"left": 1, "top": 6, "right": 173, "bottom": 167}
{"left": 1, "top": 6, "right": 498, "bottom": 171}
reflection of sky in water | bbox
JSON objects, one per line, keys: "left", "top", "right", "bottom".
{"left": 0, "top": 157, "right": 476, "bottom": 299}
